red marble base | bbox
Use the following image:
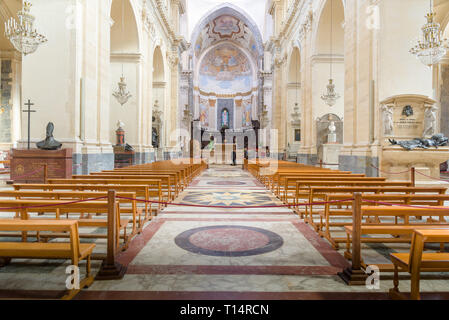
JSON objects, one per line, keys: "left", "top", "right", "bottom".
{"left": 10, "top": 148, "right": 73, "bottom": 183}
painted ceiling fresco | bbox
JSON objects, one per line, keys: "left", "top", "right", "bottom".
{"left": 195, "top": 15, "right": 259, "bottom": 59}
{"left": 199, "top": 43, "right": 252, "bottom": 95}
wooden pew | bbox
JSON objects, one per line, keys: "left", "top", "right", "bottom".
{"left": 315, "top": 191, "right": 448, "bottom": 247}
{"left": 0, "top": 190, "right": 142, "bottom": 235}
{"left": 389, "top": 228, "right": 449, "bottom": 300}
{"left": 54, "top": 177, "right": 170, "bottom": 202}
{"left": 280, "top": 176, "right": 384, "bottom": 203}
{"left": 0, "top": 199, "right": 128, "bottom": 250}
{"left": 88, "top": 172, "right": 180, "bottom": 196}
{"left": 0, "top": 219, "right": 95, "bottom": 300}
{"left": 13, "top": 183, "right": 161, "bottom": 220}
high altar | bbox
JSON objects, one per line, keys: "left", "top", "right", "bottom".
{"left": 379, "top": 94, "right": 449, "bottom": 183}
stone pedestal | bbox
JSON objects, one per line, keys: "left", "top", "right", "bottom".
{"left": 320, "top": 143, "right": 342, "bottom": 166}
{"left": 11, "top": 149, "right": 73, "bottom": 183}
{"left": 113, "top": 146, "right": 135, "bottom": 169}
{"left": 381, "top": 146, "right": 449, "bottom": 182}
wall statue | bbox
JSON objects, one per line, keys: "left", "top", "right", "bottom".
{"left": 423, "top": 105, "right": 437, "bottom": 137}
{"left": 382, "top": 105, "right": 394, "bottom": 136}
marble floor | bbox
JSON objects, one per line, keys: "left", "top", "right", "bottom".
{"left": 1, "top": 165, "right": 449, "bottom": 299}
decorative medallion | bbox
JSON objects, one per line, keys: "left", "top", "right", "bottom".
{"left": 174, "top": 225, "right": 284, "bottom": 257}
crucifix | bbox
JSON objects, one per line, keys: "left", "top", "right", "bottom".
{"left": 23, "top": 99, "right": 36, "bottom": 150}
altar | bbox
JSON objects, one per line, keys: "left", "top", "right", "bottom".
{"left": 202, "top": 143, "right": 244, "bottom": 165}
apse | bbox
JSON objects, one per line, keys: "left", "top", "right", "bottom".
{"left": 191, "top": 4, "right": 263, "bottom": 132}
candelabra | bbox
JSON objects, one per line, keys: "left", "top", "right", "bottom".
{"left": 321, "top": 79, "right": 341, "bottom": 107}
{"left": 410, "top": 4, "right": 448, "bottom": 66}
{"left": 112, "top": 77, "right": 132, "bottom": 106}
{"left": 4, "top": 2, "right": 47, "bottom": 56}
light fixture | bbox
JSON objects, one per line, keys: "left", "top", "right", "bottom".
{"left": 321, "top": 0, "right": 340, "bottom": 107}
{"left": 291, "top": 103, "right": 300, "bottom": 122}
{"left": 113, "top": 76, "right": 132, "bottom": 105}
{"left": 410, "top": 0, "right": 448, "bottom": 66}
{"left": 112, "top": 0, "right": 132, "bottom": 106}
{"left": 4, "top": 2, "right": 47, "bottom": 56}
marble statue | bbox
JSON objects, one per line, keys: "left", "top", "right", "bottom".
{"left": 382, "top": 105, "right": 394, "bottom": 136}
{"left": 117, "top": 120, "right": 125, "bottom": 129}
{"left": 36, "top": 122, "right": 62, "bottom": 150}
{"left": 328, "top": 121, "right": 337, "bottom": 143}
{"left": 423, "top": 105, "right": 437, "bottom": 137}
{"left": 152, "top": 127, "right": 159, "bottom": 148}
{"left": 389, "top": 133, "right": 448, "bottom": 151}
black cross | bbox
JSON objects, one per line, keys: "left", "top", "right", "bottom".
{"left": 23, "top": 99, "right": 36, "bottom": 150}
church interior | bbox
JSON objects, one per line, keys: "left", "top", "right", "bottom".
{"left": 0, "top": 0, "right": 449, "bottom": 302}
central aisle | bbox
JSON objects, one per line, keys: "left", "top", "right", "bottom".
{"left": 77, "top": 165, "right": 422, "bottom": 299}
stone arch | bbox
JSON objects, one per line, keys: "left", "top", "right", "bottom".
{"left": 153, "top": 46, "right": 165, "bottom": 82}
{"left": 313, "top": 0, "right": 345, "bottom": 56}
{"left": 152, "top": 45, "right": 166, "bottom": 153}
{"left": 311, "top": 0, "right": 345, "bottom": 119}
{"left": 109, "top": 0, "right": 141, "bottom": 148}
{"left": 190, "top": 3, "right": 264, "bottom": 59}
{"left": 110, "top": 0, "right": 141, "bottom": 54}
{"left": 286, "top": 46, "right": 301, "bottom": 155}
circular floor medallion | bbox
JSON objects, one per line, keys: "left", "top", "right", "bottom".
{"left": 174, "top": 225, "right": 284, "bottom": 257}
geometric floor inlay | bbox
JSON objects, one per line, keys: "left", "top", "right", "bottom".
{"left": 174, "top": 225, "right": 284, "bottom": 257}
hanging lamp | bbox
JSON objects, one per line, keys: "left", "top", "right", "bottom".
{"left": 112, "top": 0, "right": 132, "bottom": 106}
{"left": 321, "top": 0, "right": 341, "bottom": 107}
{"left": 410, "top": 0, "right": 448, "bottom": 66}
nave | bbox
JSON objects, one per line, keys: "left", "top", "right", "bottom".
{"left": 1, "top": 163, "right": 448, "bottom": 300}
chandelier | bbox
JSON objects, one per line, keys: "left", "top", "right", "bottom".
{"left": 410, "top": 0, "right": 448, "bottom": 66}
{"left": 321, "top": 0, "right": 340, "bottom": 107}
{"left": 4, "top": 2, "right": 47, "bottom": 56}
{"left": 321, "top": 79, "right": 340, "bottom": 107}
{"left": 113, "top": 0, "right": 132, "bottom": 106}
{"left": 112, "top": 76, "right": 132, "bottom": 106}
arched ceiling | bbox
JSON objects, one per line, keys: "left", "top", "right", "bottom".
{"left": 110, "top": 0, "right": 139, "bottom": 54}
{"left": 187, "top": 0, "right": 265, "bottom": 41}
{"left": 191, "top": 4, "right": 264, "bottom": 61}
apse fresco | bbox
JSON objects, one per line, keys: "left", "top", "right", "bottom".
{"left": 195, "top": 15, "right": 259, "bottom": 59}
{"left": 199, "top": 43, "right": 252, "bottom": 95}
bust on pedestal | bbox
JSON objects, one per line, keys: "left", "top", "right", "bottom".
{"left": 11, "top": 122, "right": 72, "bottom": 183}
{"left": 113, "top": 121, "right": 135, "bottom": 168}
{"left": 320, "top": 121, "right": 342, "bottom": 167}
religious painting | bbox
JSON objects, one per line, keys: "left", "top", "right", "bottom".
{"left": 221, "top": 108, "right": 230, "bottom": 128}
{"left": 194, "top": 15, "right": 259, "bottom": 60}
{"left": 212, "top": 15, "right": 240, "bottom": 37}
{"left": 199, "top": 98, "right": 209, "bottom": 127}
{"left": 199, "top": 43, "right": 252, "bottom": 95}
{"left": 242, "top": 99, "right": 252, "bottom": 127}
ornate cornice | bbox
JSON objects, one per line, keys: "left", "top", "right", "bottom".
{"left": 274, "top": 53, "right": 287, "bottom": 69}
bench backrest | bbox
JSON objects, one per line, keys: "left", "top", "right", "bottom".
{"left": 0, "top": 219, "right": 81, "bottom": 263}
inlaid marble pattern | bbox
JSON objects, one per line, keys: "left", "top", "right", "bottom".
{"left": 1, "top": 165, "right": 449, "bottom": 299}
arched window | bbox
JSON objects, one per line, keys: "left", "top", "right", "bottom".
{"left": 221, "top": 108, "right": 229, "bottom": 127}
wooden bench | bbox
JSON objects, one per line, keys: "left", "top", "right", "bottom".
{"left": 315, "top": 191, "right": 448, "bottom": 247}
{"left": 0, "top": 190, "right": 142, "bottom": 236}
{"left": 0, "top": 199, "right": 129, "bottom": 250}
{"left": 13, "top": 183, "right": 161, "bottom": 221}
{"left": 53, "top": 177, "right": 169, "bottom": 202}
{"left": 85, "top": 172, "right": 180, "bottom": 197}
{"left": 389, "top": 228, "right": 449, "bottom": 300}
{"left": 281, "top": 176, "right": 384, "bottom": 203}
{"left": 0, "top": 219, "right": 95, "bottom": 300}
